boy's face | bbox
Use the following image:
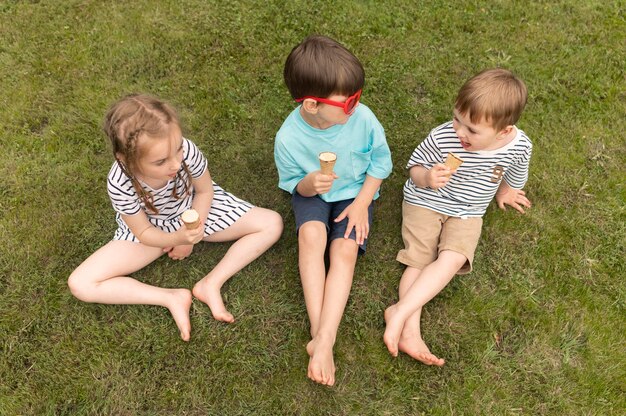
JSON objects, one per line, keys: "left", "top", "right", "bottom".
{"left": 452, "top": 110, "right": 512, "bottom": 151}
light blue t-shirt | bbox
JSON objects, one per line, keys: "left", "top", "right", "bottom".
{"left": 274, "top": 104, "right": 392, "bottom": 202}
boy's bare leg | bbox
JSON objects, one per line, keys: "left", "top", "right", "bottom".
{"left": 68, "top": 240, "right": 193, "bottom": 341}
{"left": 193, "top": 207, "right": 282, "bottom": 323}
{"left": 297, "top": 221, "right": 328, "bottom": 338}
{"left": 307, "top": 238, "right": 358, "bottom": 386}
{"left": 384, "top": 250, "right": 466, "bottom": 358}
{"left": 396, "top": 266, "right": 445, "bottom": 366}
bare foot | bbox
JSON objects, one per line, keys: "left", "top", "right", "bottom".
{"left": 306, "top": 337, "right": 336, "bottom": 386}
{"left": 166, "top": 288, "right": 193, "bottom": 341}
{"left": 398, "top": 331, "right": 445, "bottom": 366}
{"left": 192, "top": 278, "right": 234, "bottom": 323}
{"left": 383, "top": 305, "right": 405, "bottom": 357}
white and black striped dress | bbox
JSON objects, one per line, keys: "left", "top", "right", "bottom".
{"left": 403, "top": 122, "right": 532, "bottom": 218}
{"left": 107, "top": 138, "right": 253, "bottom": 242}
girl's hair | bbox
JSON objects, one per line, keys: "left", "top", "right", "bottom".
{"left": 103, "top": 94, "right": 192, "bottom": 214}
{"left": 455, "top": 68, "right": 527, "bottom": 131}
{"left": 284, "top": 35, "right": 365, "bottom": 99}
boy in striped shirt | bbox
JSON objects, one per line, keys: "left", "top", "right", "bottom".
{"left": 383, "top": 68, "right": 532, "bottom": 365}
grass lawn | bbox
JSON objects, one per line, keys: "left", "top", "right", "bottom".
{"left": 1, "top": 0, "right": 624, "bottom": 414}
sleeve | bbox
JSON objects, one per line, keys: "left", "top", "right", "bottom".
{"left": 504, "top": 141, "right": 532, "bottom": 189}
{"left": 107, "top": 164, "right": 142, "bottom": 216}
{"left": 365, "top": 121, "right": 393, "bottom": 180}
{"left": 183, "top": 138, "right": 208, "bottom": 178}
{"left": 274, "top": 138, "right": 305, "bottom": 194}
{"left": 406, "top": 130, "right": 441, "bottom": 170}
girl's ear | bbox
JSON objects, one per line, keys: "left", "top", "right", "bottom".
{"left": 115, "top": 152, "right": 126, "bottom": 164}
{"left": 301, "top": 98, "right": 319, "bottom": 114}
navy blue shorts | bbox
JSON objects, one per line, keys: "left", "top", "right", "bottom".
{"left": 291, "top": 192, "right": 374, "bottom": 254}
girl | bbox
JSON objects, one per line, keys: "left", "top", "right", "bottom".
{"left": 68, "top": 94, "right": 283, "bottom": 341}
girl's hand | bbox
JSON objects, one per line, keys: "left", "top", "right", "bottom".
{"left": 334, "top": 201, "right": 369, "bottom": 245}
{"left": 177, "top": 223, "right": 204, "bottom": 245}
{"left": 427, "top": 164, "right": 454, "bottom": 189}
{"left": 164, "top": 245, "right": 194, "bottom": 260}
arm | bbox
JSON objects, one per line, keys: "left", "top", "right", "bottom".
{"left": 123, "top": 169, "right": 213, "bottom": 258}
{"left": 334, "top": 175, "right": 383, "bottom": 244}
{"left": 495, "top": 181, "right": 531, "bottom": 214}
{"left": 409, "top": 164, "right": 454, "bottom": 189}
{"left": 122, "top": 209, "right": 204, "bottom": 249}
{"left": 295, "top": 171, "right": 338, "bottom": 197}
{"left": 165, "top": 169, "right": 214, "bottom": 259}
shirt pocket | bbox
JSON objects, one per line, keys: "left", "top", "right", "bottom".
{"left": 350, "top": 149, "right": 372, "bottom": 179}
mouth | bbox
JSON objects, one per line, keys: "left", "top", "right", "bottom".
{"left": 460, "top": 140, "right": 471, "bottom": 149}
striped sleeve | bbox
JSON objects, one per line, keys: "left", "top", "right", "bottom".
{"left": 503, "top": 135, "right": 532, "bottom": 189}
{"left": 183, "top": 138, "right": 208, "bottom": 178}
{"left": 107, "top": 163, "right": 142, "bottom": 216}
{"left": 406, "top": 126, "right": 446, "bottom": 170}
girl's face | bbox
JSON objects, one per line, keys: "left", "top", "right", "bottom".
{"left": 134, "top": 124, "right": 184, "bottom": 189}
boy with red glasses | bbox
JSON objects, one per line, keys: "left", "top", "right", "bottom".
{"left": 274, "top": 35, "right": 392, "bottom": 386}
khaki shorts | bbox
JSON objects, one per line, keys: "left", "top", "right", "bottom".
{"left": 396, "top": 202, "right": 482, "bottom": 274}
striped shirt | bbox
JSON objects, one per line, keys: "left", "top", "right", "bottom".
{"left": 403, "top": 121, "right": 532, "bottom": 218}
{"left": 107, "top": 138, "right": 252, "bottom": 242}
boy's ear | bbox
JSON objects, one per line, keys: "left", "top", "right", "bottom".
{"left": 301, "top": 98, "right": 319, "bottom": 114}
{"left": 499, "top": 125, "right": 514, "bottom": 138}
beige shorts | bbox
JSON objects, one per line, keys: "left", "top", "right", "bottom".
{"left": 396, "top": 202, "right": 483, "bottom": 274}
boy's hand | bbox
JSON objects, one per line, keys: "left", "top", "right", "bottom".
{"left": 311, "top": 171, "right": 339, "bottom": 195}
{"left": 496, "top": 186, "right": 531, "bottom": 214}
{"left": 177, "top": 223, "right": 204, "bottom": 245}
{"left": 334, "top": 201, "right": 369, "bottom": 245}
{"left": 163, "top": 244, "right": 194, "bottom": 260}
{"left": 427, "top": 164, "right": 455, "bottom": 189}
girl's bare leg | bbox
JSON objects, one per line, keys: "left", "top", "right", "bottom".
{"left": 306, "top": 238, "right": 358, "bottom": 386}
{"left": 68, "top": 240, "right": 193, "bottom": 341}
{"left": 192, "top": 207, "right": 282, "bottom": 322}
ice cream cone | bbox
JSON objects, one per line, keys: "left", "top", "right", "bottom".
{"left": 181, "top": 209, "right": 200, "bottom": 229}
{"left": 444, "top": 152, "right": 464, "bottom": 176}
{"left": 319, "top": 151, "right": 337, "bottom": 175}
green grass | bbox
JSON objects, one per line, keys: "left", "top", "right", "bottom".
{"left": 1, "top": 0, "right": 624, "bottom": 414}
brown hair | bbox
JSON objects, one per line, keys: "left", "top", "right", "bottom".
{"left": 103, "top": 94, "right": 192, "bottom": 214}
{"left": 455, "top": 68, "right": 528, "bottom": 131}
{"left": 284, "top": 35, "right": 365, "bottom": 99}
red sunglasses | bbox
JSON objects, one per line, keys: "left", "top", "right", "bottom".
{"left": 295, "top": 89, "right": 362, "bottom": 114}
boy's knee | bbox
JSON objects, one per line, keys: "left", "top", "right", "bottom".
{"left": 439, "top": 250, "right": 467, "bottom": 270}
{"left": 298, "top": 221, "right": 327, "bottom": 247}
{"left": 330, "top": 237, "right": 359, "bottom": 257}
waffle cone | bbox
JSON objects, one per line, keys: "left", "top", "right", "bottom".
{"left": 319, "top": 152, "right": 337, "bottom": 175}
{"left": 181, "top": 209, "right": 200, "bottom": 229}
{"left": 444, "top": 152, "right": 464, "bottom": 170}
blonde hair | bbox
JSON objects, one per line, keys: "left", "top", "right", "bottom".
{"left": 103, "top": 94, "right": 192, "bottom": 214}
{"left": 455, "top": 68, "right": 527, "bottom": 131}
